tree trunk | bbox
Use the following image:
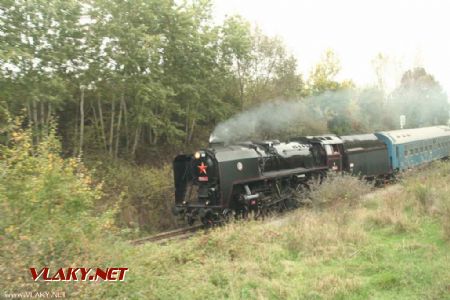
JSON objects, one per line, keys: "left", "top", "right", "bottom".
{"left": 188, "top": 118, "right": 196, "bottom": 144}
{"left": 151, "top": 128, "right": 158, "bottom": 145}
{"left": 46, "top": 103, "right": 52, "bottom": 126}
{"left": 122, "top": 96, "right": 129, "bottom": 152}
{"left": 185, "top": 102, "right": 190, "bottom": 144}
{"left": 26, "top": 101, "right": 34, "bottom": 154}
{"left": 90, "top": 100, "right": 100, "bottom": 142}
{"left": 114, "top": 94, "right": 124, "bottom": 159}
{"left": 40, "top": 101, "right": 45, "bottom": 135}
{"left": 148, "top": 126, "right": 152, "bottom": 144}
{"left": 237, "top": 61, "right": 245, "bottom": 110}
{"left": 73, "top": 99, "right": 78, "bottom": 155}
{"left": 131, "top": 124, "right": 141, "bottom": 158}
{"left": 79, "top": 87, "right": 85, "bottom": 155}
{"left": 26, "top": 101, "right": 32, "bottom": 126}
{"left": 109, "top": 99, "right": 115, "bottom": 156}
{"left": 45, "top": 102, "right": 51, "bottom": 137}
{"left": 97, "top": 96, "right": 107, "bottom": 151}
{"left": 32, "top": 99, "right": 39, "bottom": 145}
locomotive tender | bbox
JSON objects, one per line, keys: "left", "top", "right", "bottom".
{"left": 173, "top": 126, "right": 450, "bottom": 225}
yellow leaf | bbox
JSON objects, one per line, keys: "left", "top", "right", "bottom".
{"left": 5, "top": 225, "right": 15, "bottom": 233}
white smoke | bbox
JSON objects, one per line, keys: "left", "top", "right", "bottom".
{"left": 209, "top": 91, "right": 351, "bottom": 144}
{"left": 210, "top": 84, "right": 450, "bottom": 145}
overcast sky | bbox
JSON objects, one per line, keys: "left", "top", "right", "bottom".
{"left": 213, "top": 0, "right": 450, "bottom": 94}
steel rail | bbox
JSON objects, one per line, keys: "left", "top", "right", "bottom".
{"left": 130, "top": 224, "right": 204, "bottom": 245}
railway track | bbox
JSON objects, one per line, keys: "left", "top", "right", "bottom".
{"left": 130, "top": 224, "right": 204, "bottom": 245}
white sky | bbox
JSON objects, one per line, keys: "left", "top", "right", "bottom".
{"left": 213, "top": 0, "right": 450, "bottom": 94}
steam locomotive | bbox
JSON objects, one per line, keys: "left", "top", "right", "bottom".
{"left": 173, "top": 126, "right": 450, "bottom": 225}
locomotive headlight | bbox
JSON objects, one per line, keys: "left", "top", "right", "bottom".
{"left": 194, "top": 151, "right": 201, "bottom": 159}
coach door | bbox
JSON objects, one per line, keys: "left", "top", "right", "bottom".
{"left": 324, "top": 143, "right": 343, "bottom": 172}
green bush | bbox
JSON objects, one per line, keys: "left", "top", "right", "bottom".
{"left": 92, "top": 160, "right": 178, "bottom": 235}
{"left": 0, "top": 124, "right": 113, "bottom": 293}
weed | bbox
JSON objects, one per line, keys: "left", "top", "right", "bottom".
{"left": 309, "top": 173, "right": 373, "bottom": 208}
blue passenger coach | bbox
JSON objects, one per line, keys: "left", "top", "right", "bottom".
{"left": 375, "top": 126, "right": 450, "bottom": 171}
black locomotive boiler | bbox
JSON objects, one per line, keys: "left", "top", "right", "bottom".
{"left": 173, "top": 137, "right": 340, "bottom": 225}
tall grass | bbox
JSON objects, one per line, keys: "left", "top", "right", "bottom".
{"left": 309, "top": 173, "right": 373, "bottom": 208}
{"left": 404, "top": 162, "right": 450, "bottom": 240}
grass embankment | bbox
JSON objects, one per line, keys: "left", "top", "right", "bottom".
{"left": 99, "top": 163, "right": 450, "bottom": 299}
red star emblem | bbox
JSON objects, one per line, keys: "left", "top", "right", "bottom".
{"left": 198, "top": 162, "right": 207, "bottom": 175}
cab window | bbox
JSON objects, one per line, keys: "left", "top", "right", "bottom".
{"left": 332, "top": 145, "right": 340, "bottom": 154}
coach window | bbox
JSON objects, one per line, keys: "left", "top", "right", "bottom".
{"left": 324, "top": 145, "right": 333, "bottom": 155}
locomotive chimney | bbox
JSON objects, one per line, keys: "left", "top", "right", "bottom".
{"left": 209, "top": 133, "right": 225, "bottom": 147}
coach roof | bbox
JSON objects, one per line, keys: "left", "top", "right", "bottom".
{"left": 376, "top": 126, "right": 450, "bottom": 144}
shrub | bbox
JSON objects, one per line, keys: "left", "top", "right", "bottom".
{"left": 0, "top": 123, "right": 113, "bottom": 293}
{"left": 309, "top": 173, "right": 373, "bottom": 208}
{"left": 93, "top": 161, "right": 178, "bottom": 234}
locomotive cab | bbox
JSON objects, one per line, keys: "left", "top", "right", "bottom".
{"left": 301, "top": 135, "right": 344, "bottom": 172}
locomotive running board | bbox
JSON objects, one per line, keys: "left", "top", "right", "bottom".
{"left": 262, "top": 166, "right": 328, "bottom": 179}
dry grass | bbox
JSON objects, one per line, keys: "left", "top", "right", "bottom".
{"left": 404, "top": 161, "right": 450, "bottom": 240}
{"left": 309, "top": 173, "right": 373, "bottom": 208}
{"left": 364, "top": 189, "right": 418, "bottom": 233}
{"left": 312, "top": 274, "right": 362, "bottom": 299}
{"left": 440, "top": 200, "right": 450, "bottom": 240}
{"left": 282, "top": 211, "right": 367, "bottom": 259}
